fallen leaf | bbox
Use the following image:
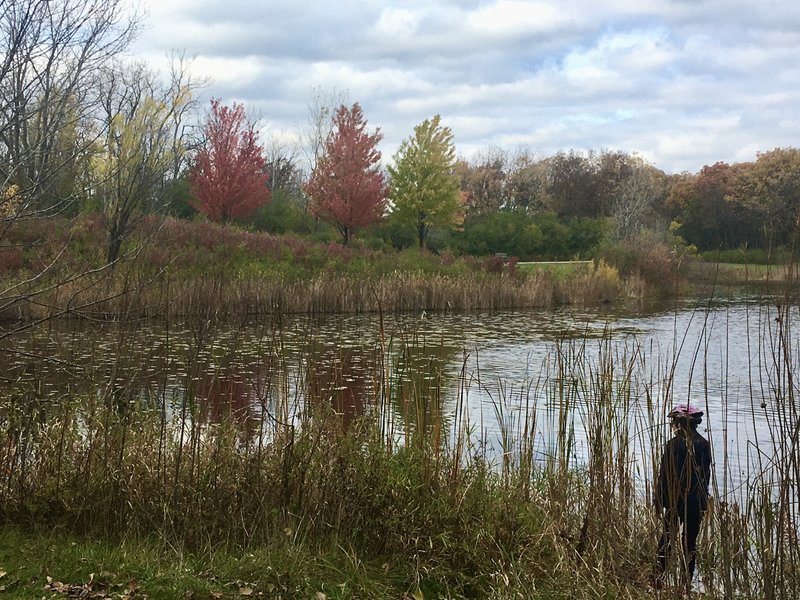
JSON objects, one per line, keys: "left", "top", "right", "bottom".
{"left": 127, "top": 579, "right": 138, "bottom": 592}
{"left": 239, "top": 586, "right": 254, "bottom": 596}
{"left": 210, "top": 593, "right": 224, "bottom": 599}
{"left": 185, "top": 591, "right": 194, "bottom": 599}
{"left": 0, "top": 570, "right": 6, "bottom": 578}
{"left": 315, "top": 593, "right": 327, "bottom": 600}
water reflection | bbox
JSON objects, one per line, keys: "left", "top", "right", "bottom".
{"left": 306, "top": 346, "right": 377, "bottom": 429}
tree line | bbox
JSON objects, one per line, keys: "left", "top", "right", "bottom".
{"left": 3, "top": 0, "right": 800, "bottom": 275}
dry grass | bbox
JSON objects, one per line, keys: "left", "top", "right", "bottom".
{"left": 2, "top": 303, "right": 799, "bottom": 598}
{"left": 4, "top": 262, "right": 634, "bottom": 322}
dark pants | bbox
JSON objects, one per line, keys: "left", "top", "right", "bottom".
{"left": 657, "top": 502, "right": 704, "bottom": 585}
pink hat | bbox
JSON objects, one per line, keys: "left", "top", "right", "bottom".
{"left": 669, "top": 404, "right": 704, "bottom": 419}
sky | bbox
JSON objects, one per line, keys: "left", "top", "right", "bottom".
{"left": 131, "top": 0, "right": 800, "bottom": 174}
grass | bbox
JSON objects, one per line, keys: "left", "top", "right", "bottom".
{"left": 0, "top": 215, "right": 636, "bottom": 321}
{"left": 687, "top": 261, "right": 797, "bottom": 284}
{"left": 0, "top": 525, "right": 407, "bottom": 599}
{"left": 516, "top": 260, "right": 594, "bottom": 276}
{"left": 5, "top": 304, "right": 800, "bottom": 599}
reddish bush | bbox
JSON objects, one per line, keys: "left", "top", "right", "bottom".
{"left": 483, "top": 255, "right": 505, "bottom": 273}
{"left": 0, "top": 246, "right": 23, "bottom": 272}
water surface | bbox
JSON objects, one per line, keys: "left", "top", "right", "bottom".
{"left": 2, "top": 288, "right": 795, "bottom": 501}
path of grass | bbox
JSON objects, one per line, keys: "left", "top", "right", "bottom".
{"left": 516, "top": 260, "right": 594, "bottom": 277}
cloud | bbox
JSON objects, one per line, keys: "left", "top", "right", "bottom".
{"left": 129, "top": 0, "right": 800, "bottom": 174}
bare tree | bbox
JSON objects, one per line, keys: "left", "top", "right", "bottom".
{"left": 611, "top": 158, "right": 665, "bottom": 239}
{"left": 0, "top": 0, "right": 143, "bottom": 331}
{"left": 505, "top": 149, "right": 551, "bottom": 213}
{"left": 263, "top": 136, "right": 302, "bottom": 195}
{"left": 297, "top": 86, "right": 349, "bottom": 216}
{"left": 0, "top": 0, "right": 140, "bottom": 220}
{"left": 164, "top": 51, "right": 208, "bottom": 182}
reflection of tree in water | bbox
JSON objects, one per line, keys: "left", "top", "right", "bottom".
{"left": 389, "top": 334, "right": 460, "bottom": 444}
{"left": 196, "top": 368, "right": 253, "bottom": 426}
{"left": 306, "top": 347, "right": 378, "bottom": 430}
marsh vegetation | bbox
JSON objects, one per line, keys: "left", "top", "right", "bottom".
{"left": 1, "top": 287, "right": 799, "bottom": 598}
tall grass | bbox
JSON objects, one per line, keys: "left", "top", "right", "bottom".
{"left": 4, "top": 264, "right": 632, "bottom": 321}
{"left": 1, "top": 214, "right": 638, "bottom": 322}
{"left": 1, "top": 300, "right": 799, "bottom": 598}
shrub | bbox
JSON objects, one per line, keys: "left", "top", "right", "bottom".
{"left": 698, "top": 246, "right": 794, "bottom": 265}
{"left": 0, "top": 246, "right": 23, "bottom": 272}
{"left": 598, "top": 230, "right": 678, "bottom": 293}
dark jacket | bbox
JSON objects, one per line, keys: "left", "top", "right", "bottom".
{"left": 655, "top": 432, "right": 712, "bottom": 511}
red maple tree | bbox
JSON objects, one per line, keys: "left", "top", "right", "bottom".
{"left": 189, "top": 99, "right": 270, "bottom": 222}
{"left": 304, "top": 103, "right": 389, "bottom": 244}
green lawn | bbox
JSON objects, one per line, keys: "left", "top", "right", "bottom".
{"left": 687, "top": 261, "right": 796, "bottom": 284}
{"left": 516, "top": 260, "right": 594, "bottom": 276}
{"left": 0, "top": 526, "right": 403, "bottom": 599}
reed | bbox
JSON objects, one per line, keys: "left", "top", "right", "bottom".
{"left": 1, "top": 300, "right": 798, "bottom": 598}
{"left": 1, "top": 214, "right": 644, "bottom": 322}
{"left": 6, "top": 264, "right": 632, "bottom": 322}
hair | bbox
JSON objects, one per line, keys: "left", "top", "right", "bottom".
{"left": 671, "top": 415, "right": 701, "bottom": 433}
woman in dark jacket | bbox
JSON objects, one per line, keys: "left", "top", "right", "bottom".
{"left": 653, "top": 403, "right": 712, "bottom": 591}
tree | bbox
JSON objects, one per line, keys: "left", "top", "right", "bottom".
{"left": 0, "top": 0, "right": 139, "bottom": 219}
{"left": 505, "top": 150, "right": 549, "bottom": 213}
{"left": 303, "top": 103, "right": 388, "bottom": 245}
{"left": 595, "top": 150, "right": 635, "bottom": 215}
{"left": 610, "top": 158, "right": 667, "bottom": 240}
{"left": 388, "top": 115, "right": 461, "bottom": 250}
{"left": 298, "top": 86, "right": 349, "bottom": 217}
{"left": 93, "top": 61, "right": 194, "bottom": 264}
{"left": 189, "top": 99, "right": 270, "bottom": 223}
{"left": 0, "top": 0, "right": 142, "bottom": 332}
{"left": 669, "top": 163, "right": 761, "bottom": 250}
{"left": 456, "top": 147, "right": 507, "bottom": 217}
{"left": 545, "top": 150, "right": 600, "bottom": 218}
{"left": 263, "top": 137, "right": 301, "bottom": 196}
{"left": 727, "top": 148, "right": 800, "bottom": 248}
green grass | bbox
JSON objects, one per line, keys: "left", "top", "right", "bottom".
{"left": 0, "top": 525, "right": 408, "bottom": 599}
{"left": 517, "top": 260, "right": 594, "bottom": 277}
{"left": 687, "top": 260, "right": 796, "bottom": 284}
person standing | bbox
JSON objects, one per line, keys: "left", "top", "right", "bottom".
{"left": 653, "top": 403, "right": 713, "bottom": 592}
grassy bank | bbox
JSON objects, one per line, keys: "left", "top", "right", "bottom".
{"left": 0, "top": 214, "right": 656, "bottom": 322}
{"left": 0, "top": 525, "right": 411, "bottom": 599}
{"left": 687, "top": 261, "right": 798, "bottom": 285}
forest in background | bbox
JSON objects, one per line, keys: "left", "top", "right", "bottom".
{"left": 2, "top": 0, "right": 799, "bottom": 299}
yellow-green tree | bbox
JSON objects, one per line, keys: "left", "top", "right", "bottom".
{"left": 93, "top": 63, "right": 193, "bottom": 264}
{"left": 388, "top": 115, "right": 462, "bottom": 249}
{"left": 727, "top": 148, "right": 800, "bottom": 248}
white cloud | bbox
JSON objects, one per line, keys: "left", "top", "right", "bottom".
{"left": 374, "top": 7, "right": 424, "bottom": 39}
{"left": 125, "top": 0, "right": 800, "bottom": 174}
{"left": 468, "top": 1, "right": 573, "bottom": 36}
{"left": 189, "top": 56, "right": 265, "bottom": 88}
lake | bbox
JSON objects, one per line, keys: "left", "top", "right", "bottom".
{"left": 1, "top": 286, "right": 795, "bottom": 502}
